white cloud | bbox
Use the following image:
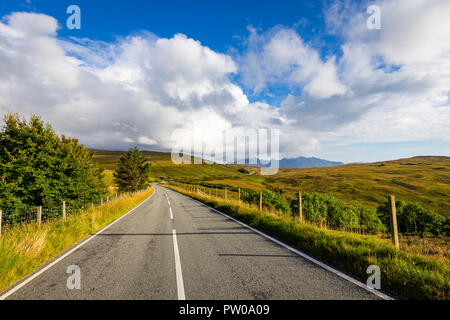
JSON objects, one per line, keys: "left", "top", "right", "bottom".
{"left": 274, "top": 0, "right": 450, "bottom": 154}
{"left": 0, "top": 12, "right": 272, "bottom": 157}
{"left": 239, "top": 26, "right": 347, "bottom": 98}
{"left": 138, "top": 136, "right": 158, "bottom": 146}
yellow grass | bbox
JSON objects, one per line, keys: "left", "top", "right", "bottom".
{"left": 0, "top": 187, "right": 154, "bottom": 293}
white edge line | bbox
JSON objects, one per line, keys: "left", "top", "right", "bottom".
{"left": 0, "top": 190, "right": 156, "bottom": 300}
{"left": 172, "top": 229, "right": 185, "bottom": 300}
{"left": 164, "top": 187, "right": 394, "bottom": 301}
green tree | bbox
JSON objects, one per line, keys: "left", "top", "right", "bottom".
{"left": 0, "top": 113, "right": 106, "bottom": 214}
{"left": 113, "top": 147, "right": 151, "bottom": 192}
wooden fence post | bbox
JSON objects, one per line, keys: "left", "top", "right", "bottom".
{"left": 37, "top": 206, "right": 42, "bottom": 226}
{"left": 0, "top": 210, "right": 2, "bottom": 236}
{"left": 298, "top": 191, "right": 303, "bottom": 222}
{"left": 238, "top": 188, "right": 241, "bottom": 205}
{"left": 62, "top": 201, "right": 66, "bottom": 220}
{"left": 389, "top": 195, "right": 400, "bottom": 250}
{"left": 259, "top": 191, "right": 262, "bottom": 211}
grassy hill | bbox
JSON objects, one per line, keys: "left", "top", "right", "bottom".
{"left": 91, "top": 150, "right": 450, "bottom": 217}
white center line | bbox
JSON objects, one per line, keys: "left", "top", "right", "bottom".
{"left": 169, "top": 206, "right": 173, "bottom": 220}
{"left": 172, "top": 229, "right": 185, "bottom": 300}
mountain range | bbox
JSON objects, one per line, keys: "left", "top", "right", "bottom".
{"left": 264, "top": 156, "right": 344, "bottom": 168}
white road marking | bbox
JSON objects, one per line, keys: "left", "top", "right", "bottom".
{"left": 172, "top": 229, "right": 185, "bottom": 300}
{"left": 169, "top": 207, "right": 174, "bottom": 220}
{"left": 164, "top": 187, "right": 394, "bottom": 301}
{"left": 0, "top": 190, "right": 155, "bottom": 300}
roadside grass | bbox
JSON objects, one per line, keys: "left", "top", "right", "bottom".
{"left": 168, "top": 186, "right": 449, "bottom": 300}
{"left": 0, "top": 187, "right": 153, "bottom": 294}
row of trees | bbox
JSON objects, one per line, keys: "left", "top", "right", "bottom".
{"left": 191, "top": 181, "right": 447, "bottom": 236}
{"left": 290, "top": 192, "right": 386, "bottom": 233}
{"left": 0, "top": 113, "right": 151, "bottom": 216}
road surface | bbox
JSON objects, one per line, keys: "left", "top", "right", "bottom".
{"left": 1, "top": 185, "right": 389, "bottom": 300}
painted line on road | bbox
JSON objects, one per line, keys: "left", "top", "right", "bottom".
{"left": 169, "top": 207, "right": 174, "bottom": 220}
{"left": 164, "top": 187, "right": 393, "bottom": 301}
{"left": 172, "top": 229, "right": 186, "bottom": 300}
{"left": 0, "top": 189, "right": 156, "bottom": 300}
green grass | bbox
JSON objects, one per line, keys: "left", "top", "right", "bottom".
{"left": 0, "top": 187, "right": 154, "bottom": 293}
{"left": 92, "top": 150, "right": 450, "bottom": 218}
{"left": 168, "top": 185, "right": 449, "bottom": 300}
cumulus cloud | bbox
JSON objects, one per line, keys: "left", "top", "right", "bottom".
{"left": 0, "top": 12, "right": 275, "bottom": 157}
{"left": 315, "top": 0, "right": 450, "bottom": 144}
{"left": 239, "top": 26, "right": 347, "bottom": 98}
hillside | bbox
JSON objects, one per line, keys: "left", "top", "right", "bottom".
{"left": 91, "top": 150, "right": 450, "bottom": 217}
{"left": 268, "top": 156, "right": 450, "bottom": 217}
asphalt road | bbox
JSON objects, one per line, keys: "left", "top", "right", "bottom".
{"left": 1, "top": 185, "right": 388, "bottom": 300}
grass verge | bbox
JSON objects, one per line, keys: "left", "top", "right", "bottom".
{"left": 0, "top": 187, "right": 153, "bottom": 293}
{"left": 168, "top": 185, "right": 449, "bottom": 300}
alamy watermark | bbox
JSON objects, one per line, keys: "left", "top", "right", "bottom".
{"left": 366, "top": 265, "right": 381, "bottom": 289}
{"left": 171, "top": 128, "right": 279, "bottom": 175}
{"left": 66, "top": 265, "right": 81, "bottom": 289}
{"left": 366, "top": 4, "right": 381, "bottom": 30}
{"left": 66, "top": 5, "right": 81, "bottom": 30}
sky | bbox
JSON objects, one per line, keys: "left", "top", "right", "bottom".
{"left": 0, "top": 0, "right": 449, "bottom": 163}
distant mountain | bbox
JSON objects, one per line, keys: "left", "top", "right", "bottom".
{"left": 277, "top": 156, "right": 344, "bottom": 168}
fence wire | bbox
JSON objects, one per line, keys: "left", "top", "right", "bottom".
{"left": 0, "top": 189, "right": 148, "bottom": 233}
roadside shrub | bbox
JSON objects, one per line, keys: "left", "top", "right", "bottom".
{"left": 377, "top": 199, "right": 447, "bottom": 236}
{"left": 0, "top": 113, "right": 106, "bottom": 214}
{"left": 291, "top": 192, "right": 385, "bottom": 233}
{"left": 241, "top": 189, "right": 291, "bottom": 214}
{"left": 358, "top": 207, "right": 386, "bottom": 233}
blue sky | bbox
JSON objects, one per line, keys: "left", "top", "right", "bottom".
{"left": 0, "top": 0, "right": 449, "bottom": 163}
{"left": 2, "top": 0, "right": 333, "bottom": 103}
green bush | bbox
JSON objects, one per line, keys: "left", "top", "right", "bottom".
{"left": 241, "top": 189, "right": 291, "bottom": 214}
{"left": 0, "top": 113, "right": 106, "bottom": 214}
{"left": 358, "top": 207, "right": 386, "bottom": 233}
{"left": 290, "top": 192, "right": 385, "bottom": 233}
{"left": 377, "top": 199, "right": 447, "bottom": 236}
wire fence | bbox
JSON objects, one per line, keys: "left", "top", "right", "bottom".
{"left": 168, "top": 182, "right": 386, "bottom": 234}
{"left": 0, "top": 190, "right": 148, "bottom": 235}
